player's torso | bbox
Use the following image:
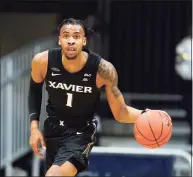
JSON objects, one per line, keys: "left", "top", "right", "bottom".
{"left": 44, "top": 48, "right": 101, "bottom": 126}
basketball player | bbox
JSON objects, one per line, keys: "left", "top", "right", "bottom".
{"left": 28, "top": 18, "right": 153, "bottom": 176}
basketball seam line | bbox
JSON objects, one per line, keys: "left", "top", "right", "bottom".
{"left": 135, "top": 111, "right": 172, "bottom": 147}
{"left": 137, "top": 112, "right": 172, "bottom": 146}
{"left": 156, "top": 111, "right": 172, "bottom": 143}
{"left": 157, "top": 111, "right": 164, "bottom": 140}
{"left": 146, "top": 112, "right": 160, "bottom": 147}
{"left": 140, "top": 127, "right": 172, "bottom": 146}
{"left": 135, "top": 123, "right": 155, "bottom": 141}
{"left": 141, "top": 141, "right": 168, "bottom": 148}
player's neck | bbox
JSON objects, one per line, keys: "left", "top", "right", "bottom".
{"left": 62, "top": 51, "right": 88, "bottom": 73}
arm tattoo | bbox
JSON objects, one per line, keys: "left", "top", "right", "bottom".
{"left": 111, "top": 87, "right": 121, "bottom": 98}
{"left": 98, "top": 59, "right": 121, "bottom": 98}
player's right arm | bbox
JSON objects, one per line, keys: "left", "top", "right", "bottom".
{"left": 28, "top": 51, "right": 48, "bottom": 158}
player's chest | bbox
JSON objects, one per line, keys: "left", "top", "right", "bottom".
{"left": 45, "top": 72, "right": 94, "bottom": 94}
{"left": 47, "top": 70, "right": 93, "bottom": 84}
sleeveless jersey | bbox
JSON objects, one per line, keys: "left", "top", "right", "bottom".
{"left": 45, "top": 48, "right": 101, "bottom": 127}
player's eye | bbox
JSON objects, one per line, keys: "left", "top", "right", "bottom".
{"left": 74, "top": 35, "right": 80, "bottom": 39}
{"left": 63, "top": 34, "right": 69, "bottom": 38}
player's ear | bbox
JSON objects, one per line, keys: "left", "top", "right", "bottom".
{"left": 83, "top": 37, "right": 87, "bottom": 46}
{"left": 58, "top": 37, "right": 61, "bottom": 45}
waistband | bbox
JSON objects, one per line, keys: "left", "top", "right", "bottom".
{"left": 45, "top": 116, "right": 97, "bottom": 129}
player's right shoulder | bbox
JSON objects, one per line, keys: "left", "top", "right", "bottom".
{"left": 32, "top": 50, "right": 48, "bottom": 65}
{"left": 31, "top": 51, "right": 49, "bottom": 80}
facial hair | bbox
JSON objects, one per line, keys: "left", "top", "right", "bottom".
{"left": 65, "top": 54, "right": 77, "bottom": 60}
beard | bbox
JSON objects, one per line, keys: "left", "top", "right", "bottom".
{"left": 65, "top": 50, "right": 81, "bottom": 60}
{"left": 65, "top": 54, "right": 77, "bottom": 60}
{"left": 61, "top": 47, "right": 83, "bottom": 60}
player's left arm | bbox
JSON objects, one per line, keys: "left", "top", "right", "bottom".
{"left": 98, "top": 59, "right": 142, "bottom": 123}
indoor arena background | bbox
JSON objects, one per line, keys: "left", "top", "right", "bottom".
{"left": 0, "top": 0, "right": 192, "bottom": 176}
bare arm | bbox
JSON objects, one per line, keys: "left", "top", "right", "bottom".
{"left": 98, "top": 59, "right": 142, "bottom": 123}
{"left": 31, "top": 52, "right": 47, "bottom": 83}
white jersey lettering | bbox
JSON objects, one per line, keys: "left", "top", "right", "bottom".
{"left": 76, "top": 86, "right": 83, "bottom": 92}
{"left": 63, "top": 83, "right": 73, "bottom": 91}
{"left": 84, "top": 87, "right": 92, "bottom": 93}
{"left": 48, "top": 81, "right": 92, "bottom": 93}
{"left": 55, "top": 83, "right": 64, "bottom": 89}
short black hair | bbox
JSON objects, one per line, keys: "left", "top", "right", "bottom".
{"left": 57, "top": 18, "right": 98, "bottom": 37}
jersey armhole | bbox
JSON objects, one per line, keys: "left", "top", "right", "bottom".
{"left": 44, "top": 49, "right": 51, "bottom": 80}
{"left": 93, "top": 56, "right": 102, "bottom": 91}
{"left": 45, "top": 48, "right": 62, "bottom": 80}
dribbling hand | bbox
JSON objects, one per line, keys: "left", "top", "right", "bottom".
{"left": 29, "top": 128, "right": 46, "bottom": 158}
{"left": 142, "top": 108, "right": 172, "bottom": 121}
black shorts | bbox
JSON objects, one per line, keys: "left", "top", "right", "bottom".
{"left": 43, "top": 118, "right": 97, "bottom": 174}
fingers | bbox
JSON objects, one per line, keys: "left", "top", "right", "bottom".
{"left": 142, "top": 109, "right": 172, "bottom": 122}
{"left": 40, "top": 137, "right": 46, "bottom": 150}
{"left": 156, "top": 110, "right": 172, "bottom": 121}
{"left": 160, "top": 110, "right": 172, "bottom": 121}
{"left": 34, "top": 147, "right": 44, "bottom": 158}
{"left": 141, "top": 108, "right": 151, "bottom": 114}
{"left": 145, "top": 108, "right": 151, "bottom": 112}
{"left": 29, "top": 141, "right": 44, "bottom": 158}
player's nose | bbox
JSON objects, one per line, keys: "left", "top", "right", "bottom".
{"left": 67, "top": 37, "right": 75, "bottom": 45}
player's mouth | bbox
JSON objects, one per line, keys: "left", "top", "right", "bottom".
{"left": 66, "top": 47, "right": 76, "bottom": 54}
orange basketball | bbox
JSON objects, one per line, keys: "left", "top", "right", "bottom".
{"left": 134, "top": 110, "right": 172, "bottom": 149}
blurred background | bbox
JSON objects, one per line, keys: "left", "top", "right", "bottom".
{"left": 0, "top": 0, "right": 192, "bottom": 176}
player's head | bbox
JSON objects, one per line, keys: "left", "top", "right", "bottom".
{"left": 58, "top": 18, "right": 87, "bottom": 60}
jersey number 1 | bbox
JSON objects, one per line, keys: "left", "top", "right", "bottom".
{"left": 66, "top": 93, "right": 73, "bottom": 107}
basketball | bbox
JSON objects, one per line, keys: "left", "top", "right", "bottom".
{"left": 134, "top": 110, "right": 172, "bottom": 149}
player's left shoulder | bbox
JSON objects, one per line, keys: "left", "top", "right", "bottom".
{"left": 97, "top": 58, "right": 118, "bottom": 84}
{"left": 98, "top": 58, "right": 117, "bottom": 75}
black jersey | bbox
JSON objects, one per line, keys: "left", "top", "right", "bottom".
{"left": 45, "top": 48, "right": 101, "bottom": 127}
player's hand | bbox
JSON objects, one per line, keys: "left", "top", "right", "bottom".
{"left": 141, "top": 108, "right": 151, "bottom": 114}
{"left": 142, "top": 109, "right": 172, "bottom": 121}
{"left": 29, "top": 128, "right": 46, "bottom": 158}
{"left": 157, "top": 110, "right": 172, "bottom": 121}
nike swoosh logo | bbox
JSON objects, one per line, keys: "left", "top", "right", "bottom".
{"left": 77, "top": 132, "right": 83, "bottom": 135}
{"left": 51, "top": 73, "right": 62, "bottom": 76}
